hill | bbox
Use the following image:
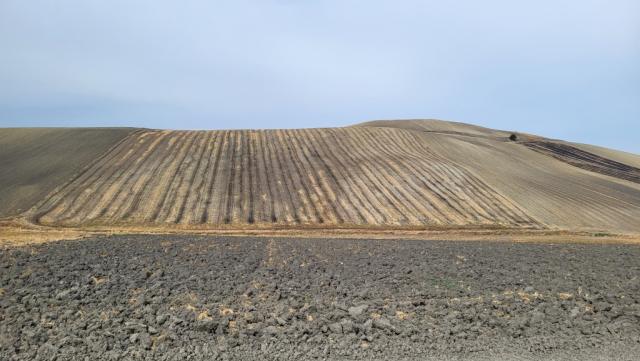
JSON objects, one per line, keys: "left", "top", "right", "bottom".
{"left": 356, "top": 120, "right": 640, "bottom": 233}
{"left": 1, "top": 120, "right": 639, "bottom": 234}
{"left": 0, "top": 128, "right": 139, "bottom": 217}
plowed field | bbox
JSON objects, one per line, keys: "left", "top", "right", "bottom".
{"left": 33, "top": 128, "right": 538, "bottom": 228}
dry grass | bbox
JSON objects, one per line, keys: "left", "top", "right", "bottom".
{"left": 2, "top": 219, "right": 639, "bottom": 248}
{"left": 0, "top": 220, "right": 87, "bottom": 246}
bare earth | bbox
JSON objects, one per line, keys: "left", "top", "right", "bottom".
{"left": 1, "top": 235, "right": 639, "bottom": 360}
{"left": 0, "top": 128, "right": 139, "bottom": 217}
{"left": 2, "top": 120, "right": 640, "bottom": 360}
{"left": 1, "top": 119, "right": 639, "bottom": 235}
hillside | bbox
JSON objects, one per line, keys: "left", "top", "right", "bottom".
{"left": 357, "top": 120, "right": 640, "bottom": 232}
{"left": 0, "top": 128, "right": 139, "bottom": 217}
{"left": 2, "top": 120, "right": 639, "bottom": 233}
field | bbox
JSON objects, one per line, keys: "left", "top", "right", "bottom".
{"left": 523, "top": 140, "right": 640, "bottom": 184}
{"left": 2, "top": 235, "right": 639, "bottom": 360}
{"left": 2, "top": 120, "right": 640, "bottom": 361}
{"left": 31, "top": 127, "right": 539, "bottom": 228}
{"left": 0, "top": 128, "right": 139, "bottom": 217}
{"left": 0, "top": 120, "right": 639, "bottom": 238}
{"left": 358, "top": 121, "right": 640, "bottom": 233}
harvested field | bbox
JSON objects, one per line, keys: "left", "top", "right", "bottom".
{"left": 523, "top": 141, "right": 640, "bottom": 184}
{"left": 355, "top": 119, "right": 512, "bottom": 139}
{"left": 1, "top": 235, "right": 639, "bottom": 360}
{"left": 31, "top": 128, "right": 538, "bottom": 228}
{"left": 568, "top": 142, "right": 640, "bottom": 169}
{"left": 0, "top": 128, "right": 139, "bottom": 217}
{"left": 359, "top": 121, "right": 640, "bottom": 233}
{"left": 2, "top": 119, "right": 639, "bottom": 234}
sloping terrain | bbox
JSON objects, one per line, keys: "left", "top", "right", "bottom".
{"left": 358, "top": 120, "right": 640, "bottom": 233}
{"left": 31, "top": 128, "right": 537, "bottom": 228}
{"left": 523, "top": 140, "right": 640, "bottom": 184}
{"left": 565, "top": 141, "right": 640, "bottom": 170}
{"left": 2, "top": 120, "right": 639, "bottom": 233}
{"left": 0, "top": 128, "right": 139, "bottom": 217}
{"left": 356, "top": 119, "right": 512, "bottom": 139}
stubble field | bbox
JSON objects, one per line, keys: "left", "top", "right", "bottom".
{"left": 32, "top": 128, "right": 538, "bottom": 228}
{"left": 2, "top": 120, "right": 639, "bottom": 235}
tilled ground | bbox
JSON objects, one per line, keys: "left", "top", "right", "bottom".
{"left": 1, "top": 236, "right": 639, "bottom": 360}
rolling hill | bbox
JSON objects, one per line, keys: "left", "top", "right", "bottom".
{"left": 0, "top": 128, "right": 139, "bottom": 217}
{"left": 2, "top": 120, "right": 639, "bottom": 233}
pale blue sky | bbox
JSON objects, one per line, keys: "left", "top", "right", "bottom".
{"left": 1, "top": 1, "right": 638, "bottom": 153}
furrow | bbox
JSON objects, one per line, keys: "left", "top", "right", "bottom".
{"left": 102, "top": 131, "right": 173, "bottom": 222}
{"left": 235, "top": 130, "right": 250, "bottom": 223}
{"left": 186, "top": 131, "right": 220, "bottom": 224}
{"left": 355, "top": 128, "right": 461, "bottom": 224}
{"left": 246, "top": 130, "right": 257, "bottom": 224}
{"left": 391, "top": 130, "right": 500, "bottom": 223}
{"left": 59, "top": 134, "right": 155, "bottom": 224}
{"left": 303, "top": 129, "right": 371, "bottom": 224}
{"left": 174, "top": 131, "right": 213, "bottom": 224}
{"left": 277, "top": 130, "right": 323, "bottom": 223}
{"left": 373, "top": 129, "right": 475, "bottom": 223}
{"left": 298, "top": 129, "right": 359, "bottom": 224}
{"left": 201, "top": 131, "right": 229, "bottom": 224}
{"left": 310, "top": 129, "right": 383, "bottom": 224}
{"left": 40, "top": 133, "right": 142, "bottom": 223}
{"left": 266, "top": 130, "right": 301, "bottom": 224}
{"left": 161, "top": 131, "right": 208, "bottom": 223}
{"left": 353, "top": 128, "right": 456, "bottom": 224}
{"left": 96, "top": 131, "right": 170, "bottom": 222}
{"left": 342, "top": 128, "right": 426, "bottom": 224}
{"left": 33, "top": 129, "right": 145, "bottom": 222}
{"left": 401, "top": 129, "right": 538, "bottom": 224}
{"left": 288, "top": 129, "right": 343, "bottom": 224}
{"left": 121, "top": 131, "right": 190, "bottom": 222}
{"left": 330, "top": 129, "right": 416, "bottom": 224}
{"left": 150, "top": 131, "right": 201, "bottom": 223}
{"left": 222, "top": 131, "right": 239, "bottom": 224}
{"left": 255, "top": 131, "right": 276, "bottom": 223}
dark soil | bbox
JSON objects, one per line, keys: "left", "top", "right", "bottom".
{"left": 1, "top": 235, "right": 640, "bottom": 360}
{"left": 524, "top": 140, "right": 640, "bottom": 184}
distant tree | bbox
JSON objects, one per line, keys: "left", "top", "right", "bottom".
{"left": 509, "top": 133, "right": 518, "bottom": 141}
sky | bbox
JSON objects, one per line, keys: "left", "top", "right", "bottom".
{"left": 1, "top": 1, "right": 639, "bottom": 154}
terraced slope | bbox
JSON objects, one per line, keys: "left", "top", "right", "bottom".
{"left": 31, "top": 128, "right": 539, "bottom": 228}
{"left": 0, "top": 128, "right": 139, "bottom": 217}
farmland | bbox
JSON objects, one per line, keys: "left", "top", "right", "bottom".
{"left": 2, "top": 235, "right": 639, "bottom": 360}
{"left": 0, "top": 120, "right": 638, "bottom": 234}
{"left": 31, "top": 127, "right": 538, "bottom": 228}
{"left": 2, "top": 120, "right": 640, "bottom": 361}
{"left": 357, "top": 120, "right": 640, "bottom": 233}
{"left": 523, "top": 140, "right": 640, "bottom": 184}
{"left": 0, "top": 128, "right": 138, "bottom": 217}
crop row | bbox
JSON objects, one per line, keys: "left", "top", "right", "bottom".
{"left": 33, "top": 128, "right": 540, "bottom": 227}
